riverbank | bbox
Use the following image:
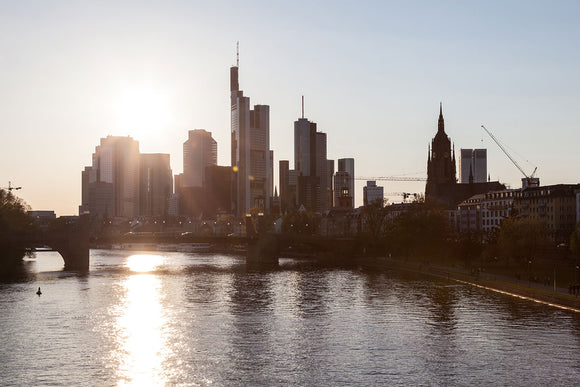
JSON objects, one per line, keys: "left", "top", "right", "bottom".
{"left": 379, "top": 257, "right": 580, "bottom": 312}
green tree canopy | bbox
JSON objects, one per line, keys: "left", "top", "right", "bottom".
{"left": 0, "top": 189, "right": 35, "bottom": 268}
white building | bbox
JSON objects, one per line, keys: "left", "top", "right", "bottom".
{"left": 457, "top": 188, "right": 519, "bottom": 235}
{"left": 481, "top": 189, "right": 518, "bottom": 233}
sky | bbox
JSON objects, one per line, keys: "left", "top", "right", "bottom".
{"left": 1, "top": 1, "right": 580, "bottom": 216}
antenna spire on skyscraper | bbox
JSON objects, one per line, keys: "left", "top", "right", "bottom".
{"left": 302, "top": 95, "right": 304, "bottom": 119}
{"left": 236, "top": 41, "right": 239, "bottom": 67}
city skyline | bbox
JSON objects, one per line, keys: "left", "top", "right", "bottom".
{"left": 2, "top": 1, "right": 580, "bottom": 215}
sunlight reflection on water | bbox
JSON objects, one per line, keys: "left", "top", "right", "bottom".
{"left": 113, "top": 254, "right": 169, "bottom": 386}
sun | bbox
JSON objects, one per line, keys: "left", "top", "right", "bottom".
{"left": 113, "top": 85, "right": 173, "bottom": 138}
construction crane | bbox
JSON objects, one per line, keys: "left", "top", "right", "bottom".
{"left": 3, "top": 181, "right": 22, "bottom": 192}
{"left": 356, "top": 176, "right": 426, "bottom": 182}
{"left": 384, "top": 192, "right": 419, "bottom": 202}
{"left": 480, "top": 125, "right": 539, "bottom": 188}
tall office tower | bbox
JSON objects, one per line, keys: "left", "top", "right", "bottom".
{"left": 204, "top": 165, "right": 233, "bottom": 218}
{"left": 335, "top": 158, "right": 355, "bottom": 208}
{"left": 458, "top": 148, "right": 487, "bottom": 184}
{"left": 230, "top": 52, "right": 272, "bottom": 216}
{"left": 326, "top": 159, "right": 334, "bottom": 209}
{"left": 363, "top": 181, "right": 384, "bottom": 206}
{"left": 139, "top": 153, "right": 173, "bottom": 217}
{"left": 334, "top": 171, "right": 353, "bottom": 208}
{"left": 279, "top": 160, "right": 290, "bottom": 212}
{"left": 183, "top": 129, "right": 217, "bottom": 188}
{"left": 292, "top": 100, "right": 330, "bottom": 212}
{"left": 80, "top": 135, "right": 140, "bottom": 221}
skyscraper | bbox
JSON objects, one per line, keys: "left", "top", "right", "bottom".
{"left": 183, "top": 129, "right": 217, "bottom": 188}
{"left": 335, "top": 158, "right": 355, "bottom": 208}
{"left": 81, "top": 135, "right": 140, "bottom": 222}
{"left": 458, "top": 148, "right": 487, "bottom": 184}
{"left": 230, "top": 50, "right": 272, "bottom": 216}
{"left": 363, "top": 181, "right": 384, "bottom": 206}
{"left": 139, "top": 153, "right": 172, "bottom": 217}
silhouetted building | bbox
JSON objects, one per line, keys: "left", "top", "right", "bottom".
{"left": 327, "top": 159, "right": 335, "bottom": 209}
{"left": 279, "top": 160, "right": 290, "bottom": 212}
{"left": 426, "top": 105, "right": 505, "bottom": 208}
{"left": 458, "top": 148, "right": 487, "bottom": 184}
{"left": 139, "top": 153, "right": 172, "bottom": 217}
{"left": 363, "top": 180, "right": 384, "bottom": 206}
{"left": 334, "top": 158, "right": 354, "bottom": 208}
{"left": 426, "top": 104, "right": 456, "bottom": 194}
{"left": 80, "top": 136, "right": 140, "bottom": 223}
{"left": 513, "top": 184, "right": 580, "bottom": 243}
{"left": 293, "top": 114, "right": 330, "bottom": 213}
{"left": 183, "top": 129, "right": 217, "bottom": 188}
{"left": 204, "top": 165, "right": 233, "bottom": 218}
{"left": 230, "top": 56, "right": 272, "bottom": 216}
{"left": 334, "top": 171, "right": 353, "bottom": 208}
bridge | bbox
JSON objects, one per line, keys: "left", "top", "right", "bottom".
{"left": 26, "top": 214, "right": 90, "bottom": 271}
{"left": 246, "top": 233, "right": 360, "bottom": 263}
{"left": 116, "top": 231, "right": 360, "bottom": 264}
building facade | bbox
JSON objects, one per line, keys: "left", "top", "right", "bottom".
{"left": 230, "top": 62, "right": 272, "bottom": 216}
{"left": 512, "top": 184, "right": 580, "bottom": 243}
{"left": 363, "top": 180, "right": 384, "bottom": 206}
{"left": 183, "top": 129, "right": 217, "bottom": 188}
{"left": 80, "top": 136, "right": 140, "bottom": 223}
{"left": 426, "top": 104, "right": 456, "bottom": 200}
{"left": 335, "top": 158, "right": 355, "bottom": 208}
{"left": 480, "top": 189, "right": 518, "bottom": 233}
{"left": 291, "top": 116, "right": 330, "bottom": 213}
{"left": 458, "top": 148, "right": 487, "bottom": 184}
{"left": 334, "top": 171, "right": 353, "bottom": 208}
{"left": 139, "top": 153, "right": 172, "bottom": 217}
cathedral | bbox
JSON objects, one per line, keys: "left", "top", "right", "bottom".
{"left": 425, "top": 104, "right": 505, "bottom": 208}
{"left": 426, "top": 103, "right": 456, "bottom": 192}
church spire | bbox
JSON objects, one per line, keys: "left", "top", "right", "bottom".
{"left": 438, "top": 102, "right": 445, "bottom": 133}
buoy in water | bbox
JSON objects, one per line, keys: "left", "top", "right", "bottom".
{"left": 36, "top": 287, "right": 42, "bottom": 296}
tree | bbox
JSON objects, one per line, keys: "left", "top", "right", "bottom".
{"left": 386, "top": 200, "right": 451, "bottom": 258}
{"left": 0, "top": 189, "right": 35, "bottom": 268}
{"left": 497, "top": 216, "right": 548, "bottom": 264}
{"left": 360, "top": 198, "right": 387, "bottom": 254}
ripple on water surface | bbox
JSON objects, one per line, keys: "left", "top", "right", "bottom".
{"left": 1, "top": 250, "right": 579, "bottom": 385}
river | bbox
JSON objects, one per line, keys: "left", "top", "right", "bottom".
{"left": 1, "top": 250, "right": 579, "bottom": 386}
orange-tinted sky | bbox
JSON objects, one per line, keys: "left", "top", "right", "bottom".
{"left": 1, "top": 1, "right": 580, "bottom": 215}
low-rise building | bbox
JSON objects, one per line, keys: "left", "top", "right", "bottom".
{"left": 512, "top": 184, "right": 580, "bottom": 243}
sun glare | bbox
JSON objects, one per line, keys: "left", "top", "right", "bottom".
{"left": 126, "top": 254, "right": 164, "bottom": 273}
{"left": 113, "top": 86, "right": 173, "bottom": 138}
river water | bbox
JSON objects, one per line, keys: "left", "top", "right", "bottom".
{"left": 1, "top": 250, "right": 579, "bottom": 386}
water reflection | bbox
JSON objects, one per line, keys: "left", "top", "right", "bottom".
{"left": 112, "top": 255, "right": 169, "bottom": 386}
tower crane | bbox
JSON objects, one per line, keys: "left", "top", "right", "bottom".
{"left": 3, "top": 181, "right": 22, "bottom": 192}
{"left": 480, "top": 125, "right": 539, "bottom": 188}
{"left": 356, "top": 176, "right": 426, "bottom": 182}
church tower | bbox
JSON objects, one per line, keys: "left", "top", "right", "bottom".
{"left": 426, "top": 104, "right": 456, "bottom": 197}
